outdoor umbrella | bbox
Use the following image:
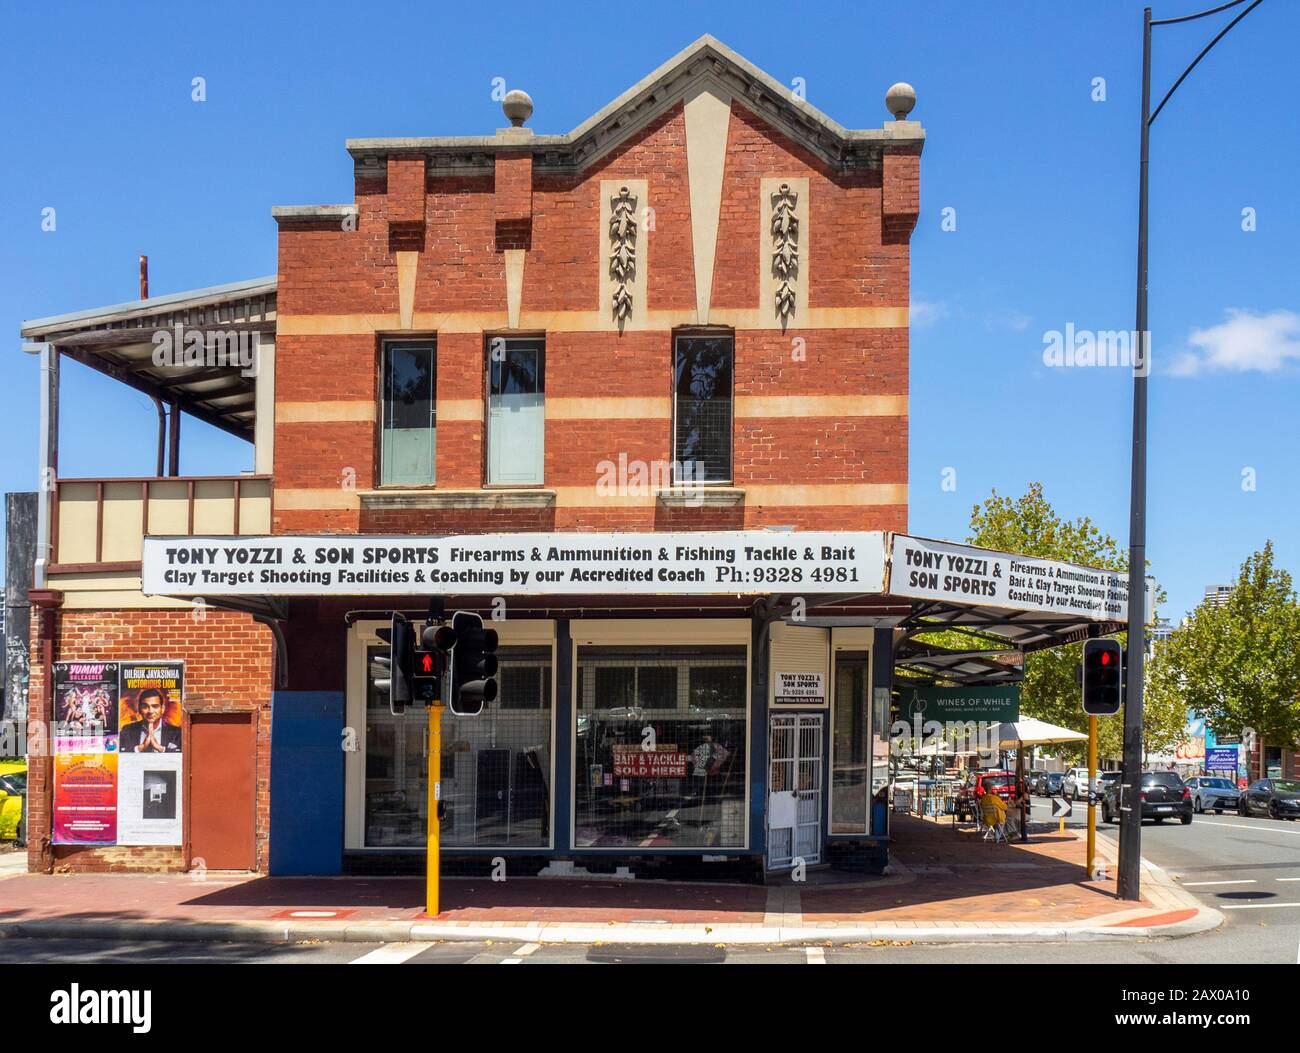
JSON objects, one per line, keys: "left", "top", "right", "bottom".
{"left": 990, "top": 718, "right": 1089, "bottom": 749}
{"left": 987, "top": 719, "right": 1088, "bottom": 840}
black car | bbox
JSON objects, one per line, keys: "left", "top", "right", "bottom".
{"left": 1237, "top": 778, "right": 1300, "bottom": 820}
{"left": 1101, "top": 770, "right": 1193, "bottom": 825}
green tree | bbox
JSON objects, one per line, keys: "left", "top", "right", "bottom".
{"left": 959, "top": 483, "right": 1182, "bottom": 761}
{"left": 1149, "top": 542, "right": 1300, "bottom": 778}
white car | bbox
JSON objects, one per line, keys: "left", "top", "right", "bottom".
{"left": 1062, "top": 767, "right": 1121, "bottom": 802}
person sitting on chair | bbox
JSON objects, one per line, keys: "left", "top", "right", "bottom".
{"left": 979, "top": 787, "right": 1008, "bottom": 843}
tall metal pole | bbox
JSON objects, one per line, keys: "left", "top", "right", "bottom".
{"left": 1119, "top": 6, "right": 1153, "bottom": 903}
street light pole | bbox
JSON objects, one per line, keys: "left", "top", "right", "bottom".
{"left": 1119, "top": 0, "right": 1265, "bottom": 902}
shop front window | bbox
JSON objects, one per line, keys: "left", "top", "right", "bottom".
{"left": 831, "top": 654, "right": 869, "bottom": 834}
{"left": 365, "top": 645, "right": 552, "bottom": 848}
{"left": 574, "top": 646, "right": 748, "bottom": 849}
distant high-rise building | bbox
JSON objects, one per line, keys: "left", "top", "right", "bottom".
{"left": 1204, "top": 584, "right": 1233, "bottom": 608}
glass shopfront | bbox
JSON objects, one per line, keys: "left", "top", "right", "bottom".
{"left": 364, "top": 645, "right": 553, "bottom": 848}
{"left": 831, "top": 651, "right": 888, "bottom": 836}
{"left": 574, "top": 645, "right": 748, "bottom": 850}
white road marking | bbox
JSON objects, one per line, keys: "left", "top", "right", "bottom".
{"left": 805, "top": 947, "right": 826, "bottom": 964}
{"left": 501, "top": 958, "right": 523, "bottom": 964}
{"left": 1275, "top": 877, "right": 1300, "bottom": 882}
{"left": 1219, "top": 903, "right": 1300, "bottom": 910}
{"left": 1195, "top": 820, "right": 1300, "bottom": 836}
{"left": 512, "top": 943, "right": 541, "bottom": 956}
{"left": 348, "top": 942, "right": 430, "bottom": 965}
{"left": 1181, "top": 879, "right": 1256, "bottom": 887}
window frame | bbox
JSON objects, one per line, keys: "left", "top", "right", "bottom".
{"left": 671, "top": 331, "right": 735, "bottom": 486}
{"left": 377, "top": 337, "right": 438, "bottom": 488}
{"left": 484, "top": 335, "right": 546, "bottom": 488}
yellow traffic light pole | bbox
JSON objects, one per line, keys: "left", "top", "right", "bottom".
{"left": 427, "top": 703, "right": 443, "bottom": 917}
{"left": 1086, "top": 715, "right": 1098, "bottom": 880}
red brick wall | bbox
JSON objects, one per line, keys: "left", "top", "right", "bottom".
{"left": 274, "top": 97, "right": 913, "bottom": 536}
{"left": 26, "top": 608, "right": 274, "bottom": 874}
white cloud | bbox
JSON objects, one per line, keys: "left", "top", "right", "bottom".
{"left": 909, "top": 300, "right": 950, "bottom": 328}
{"left": 1172, "top": 308, "right": 1300, "bottom": 376}
{"left": 984, "top": 309, "right": 1032, "bottom": 332}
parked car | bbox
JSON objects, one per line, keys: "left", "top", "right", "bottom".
{"left": 1063, "top": 767, "right": 1121, "bottom": 802}
{"left": 1062, "top": 767, "right": 1089, "bottom": 800}
{"left": 1237, "top": 778, "right": 1300, "bottom": 820}
{"left": 1101, "top": 770, "right": 1193, "bottom": 825}
{"left": 1035, "top": 771, "right": 1065, "bottom": 796}
{"left": 955, "top": 769, "right": 1016, "bottom": 821}
{"left": 1028, "top": 769, "right": 1047, "bottom": 793}
{"left": 0, "top": 761, "right": 26, "bottom": 843}
{"left": 1185, "top": 775, "right": 1240, "bottom": 814}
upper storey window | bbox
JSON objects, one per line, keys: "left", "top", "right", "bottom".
{"left": 673, "top": 334, "right": 734, "bottom": 484}
{"left": 380, "top": 340, "right": 436, "bottom": 486}
{"left": 486, "top": 338, "right": 545, "bottom": 486}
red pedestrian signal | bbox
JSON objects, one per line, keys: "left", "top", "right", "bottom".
{"left": 1082, "top": 638, "right": 1123, "bottom": 717}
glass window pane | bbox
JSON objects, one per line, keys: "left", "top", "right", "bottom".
{"left": 364, "top": 644, "right": 553, "bottom": 849}
{"left": 575, "top": 647, "right": 748, "bottom": 849}
{"left": 381, "top": 343, "right": 435, "bottom": 486}
{"left": 488, "top": 340, "right": 545, "bottom": 485}
{"left": 831, "top": 656, "right": 869, "bottom": 834}
{"left": 674, "top": 336, "right": 733, "bottom": 483}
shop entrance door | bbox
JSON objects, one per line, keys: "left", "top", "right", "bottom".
{"left": 767, "top": 712, "right": 823, "bottom": 869}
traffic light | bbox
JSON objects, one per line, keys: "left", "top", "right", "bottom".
{"left": 412, "top": 622, "right": 458, "bottom": 705}
{"left": 375, "top": 612, "right": 415, "bottom": 716}
{"left": 448, "top": 610, "right": 498, "bottom": 716}
{"left": 1081, "top": 638, "right": 1123, "bottom": 717}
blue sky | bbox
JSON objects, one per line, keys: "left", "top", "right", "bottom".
{"left": 3, "top": 0, "right": 1296, "bottom": 621}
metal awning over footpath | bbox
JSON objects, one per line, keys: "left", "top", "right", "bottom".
{"left": 881, "top": 533, "right": 1129, "bottom": 687}
{"left": 20, "top": 275, "right": 276, "bottom": 442}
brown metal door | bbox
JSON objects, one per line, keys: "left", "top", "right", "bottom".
{"left": 189, "top": 712, "right": 256, "bottom": 870}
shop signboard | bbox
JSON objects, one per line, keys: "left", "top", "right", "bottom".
{"left": 1205, "top": 746, "right": 1238, "bottom": 776}
{"left": 887, "top": 534, "right": 1128, "bottom": 622}
{"left": 900, "top": 685, "right": 1020, "bottom": 725}
{"left": 141, "top": 531, "right": 888, "bottom": 597}
{"left": 774, "top": 672, "right": 826, "bottom": 706}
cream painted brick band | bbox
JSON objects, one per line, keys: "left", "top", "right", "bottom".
{"left": 274, "top": 483, "right": 906, "bottom": 510}
{"left": 735, "top": 395, "right": 907, "bottom": 418}
{"left": 547, "top": 397, "right": 671, "bottom": 420}
{"left": 277, "top": 306, "right": 909, "bottom": 336}
{"left": 277, "top": 402, "right": 376, "bottom": 424}
{"left": 276, "top": 395, "right": 904, "bottom": 425}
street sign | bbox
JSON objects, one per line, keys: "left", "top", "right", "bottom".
{"left": 1051, "top": 797, "right": 1072, "bottom": 819}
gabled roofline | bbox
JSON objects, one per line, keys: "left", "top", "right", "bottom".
{"left": 341, "top": 35, "right": 922, "bottom": 179}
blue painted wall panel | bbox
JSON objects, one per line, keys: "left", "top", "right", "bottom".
{"left": 270, "top": 690, "right": 344, "bottom": 875}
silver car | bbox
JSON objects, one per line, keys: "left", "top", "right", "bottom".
{"left": 1186, "top": 775, "right": 1239, "bottom": 814}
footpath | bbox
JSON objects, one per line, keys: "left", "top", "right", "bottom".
{"left": 0, "top": 816, "right": 1219, "bottom": 946}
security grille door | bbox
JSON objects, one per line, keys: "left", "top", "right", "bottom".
{"left": 767, "top": 713, "right": 823, "bottom": 869}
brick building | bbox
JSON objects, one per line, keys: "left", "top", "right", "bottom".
{"left": 18, "top": 37, "right": 1130, "bottom": 882}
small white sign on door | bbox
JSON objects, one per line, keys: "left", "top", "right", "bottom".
{"left": 769, "top": 791, "right": 798, "bottom": 830}
{"left": 775, "top": 672, "right": 826, "bottom": 706}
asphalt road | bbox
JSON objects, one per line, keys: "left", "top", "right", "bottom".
{"left": 3, "top": 796, "right": 1296, "bottom": 964}
{"left": 1028, "top": 793, "right": 1300, "bottom": 964}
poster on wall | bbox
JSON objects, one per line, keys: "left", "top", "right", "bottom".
{"left": 53, "top": 661, "right": 120, "bottom": 753}
{"left": 116, "top": 661, "right": 185, "bottom": 845}
{"left": 117, "top": 753, "right": 183, "bottom": 845}
{"left": 118, "top": 662, "right": 184, "bottom": 754}
{"left": 52, "top": 752, "right": 118, "bottom": 844}
{"left": 51, "top": 660, "right": 185, "bottom": 847}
